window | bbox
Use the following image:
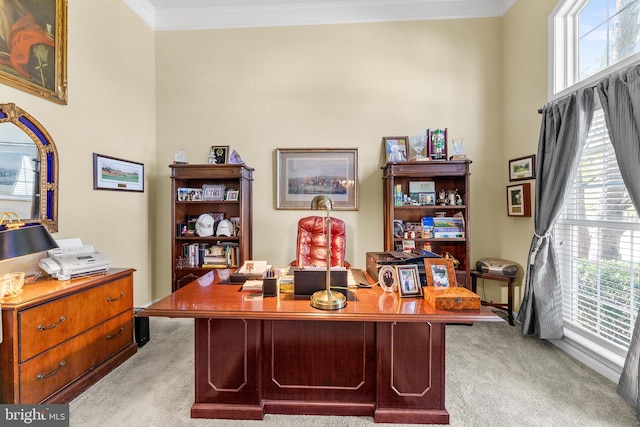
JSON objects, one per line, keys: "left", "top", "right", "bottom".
{"left": 555, "top": 109, "right": 640, "bottom": 358}
{"left": 552, "top": 0, "right": 640, "bottom": 95}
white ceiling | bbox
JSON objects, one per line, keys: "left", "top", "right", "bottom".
{"left": 123, "top": 0, "right": 517, "bottom": 31}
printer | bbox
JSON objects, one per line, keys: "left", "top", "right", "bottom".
{"left": 39, "top": 241, "right": 112, "bottom": 280}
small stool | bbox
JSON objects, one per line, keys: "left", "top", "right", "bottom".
{"left": 471, "top": 270, "right": 515, "bottom": 326}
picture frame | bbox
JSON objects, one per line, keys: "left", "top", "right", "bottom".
{"left": 427, "top": 128, "right": 448, "bottom": 160}
{"left": 397, "top": 265, "right": 423, "bottom": 297}
{"left": 225, "top": 189, "right": 239, "bottom": 201}
{"left": 202, "top": 184, "right": 225, "bottom": 201}
{"left": 378, "top": 265, "right": 398, "bottom": 293}
{"left": 276, "top": 148, "right": 358, "bottom": 210}
{"left": 424, "top": 258, "right": 457, "bottom": 288}
{"left": 0, "top": 0, "right": 67, "bottom": 104}
{"left": 382, "top": 136, "right": 409, "bottom": 163}
{"left": 508, "top": 155, "right": 536, "bottom": 181}
{"left": 208, "top": 145, "right": 229, "bottom": 164}
{"left": 177, "top": 187, "right": 202, "bottom": 201}
{"left": 93, "top": 153, "right": 144, "bottom": 192}
{"left": 507, "top": 183, "right": 532, "bottom": 217}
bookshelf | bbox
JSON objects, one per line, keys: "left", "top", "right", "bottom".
{"left": 382, "top": 160, "right": 471, "bottom": 287}
{"left": 170, "top": 164, "right": 253, "bottom": 291}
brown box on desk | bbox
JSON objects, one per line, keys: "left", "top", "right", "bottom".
{"left": 423, "top": 286, "right": 481, "bottom": 310}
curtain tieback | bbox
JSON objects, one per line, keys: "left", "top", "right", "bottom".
{"left": 529, "top": 232, "right": 551, "bottom": 265}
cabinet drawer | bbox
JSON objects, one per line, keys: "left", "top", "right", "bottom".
{"left": 19, "top": 276, "right": 133, "bottom": 362}
{"left": 19, "top": 310, "right": 133, "bottom": 403}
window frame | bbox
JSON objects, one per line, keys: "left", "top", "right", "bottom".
{"left": 550, "top": 0, "right": 640, "bottom": 99}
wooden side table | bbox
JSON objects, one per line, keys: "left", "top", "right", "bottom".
{"left": 470, "top": 270, "right": 515, "bottom": 326}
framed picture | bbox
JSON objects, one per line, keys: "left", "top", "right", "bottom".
{"left": 208, "top": 146, "right": 229, "bottom": 164}
{"left": 378, "top": 265, "right": 398, "bottom": 292}
{"left": 427, "top": 128, "right": 448, "bottom": 160}
{"left": 202, "top": 184, "right": 225, "bottom": 201}
{"left": 276, "top": 148, "right": 358, "bottom": 210}
{"left": 0, "top": 0, "right": 67, "bottom": 104}
{"left": 177, "top": 187, "right": 202, "bottom": 201}
{"left": 225, "top": 189, "right": 239, "bottom": 201}
{"left": 424, "top": 258, "right": 457, "bottom": 288}
{"left": 507, "top": 183, "right": 532, "bottom": 217}
{"left": 93, "top": 153, "right": 144, "bottom": 192}
{"left": 508, "top": 155, "right": 536, "bottom": 181}
{"left": 397, "top": 265, "right": 423, "bottom": 297}
{"left": 382, "top": 137, "right": 408, "bottom": 163}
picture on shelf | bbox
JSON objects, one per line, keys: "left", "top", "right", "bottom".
{"left": 178, "top": 187, "right": 202, "bottom": 201}
{"left": 225, "top": 189, "right": 239, "bottom": 201}
{"left": 208, "top": 146, "right": 229, "bottom": 164}
{"left": 383, "top": 136, "right": 409, "bottom": 163}
{"left": 202, "top": 184, "right": 225, "bottom": 201}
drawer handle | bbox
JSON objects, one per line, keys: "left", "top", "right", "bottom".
{"left": 107, "top": 327, "right": 125, "bottom": 340}
{"left": 37, "top": 315, "right": 66, "bottom": 331}
{"left": 37, "top": 360, "right": 66, "bottom": 381}
{"left": 107, "top": 291, "right": 125, "bottom": 302}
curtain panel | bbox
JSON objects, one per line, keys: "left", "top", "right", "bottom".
{"left": 597, "top": 63, "right": 640, "bottom": 417}
{"left": 517, "top": 88, "right": 594, "bottom": 339}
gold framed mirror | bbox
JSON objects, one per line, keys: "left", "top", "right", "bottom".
{"left": 0, "top": 103, "right": 58, "bottom": 232}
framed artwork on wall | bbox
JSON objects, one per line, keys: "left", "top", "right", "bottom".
{"left": 508, "top": 155, "right": 536, "bottom": 181}
{"left": 93, "top": 153, "right": 144, "bottom": 192}
{"left": 0, "top": 0, "right": 67, "bottom": 104}
{"left": 507, "top": 183, "right": 532, "bottom": 217}
{"left": 276, "top": 148, "right": 358, "bottom": 210}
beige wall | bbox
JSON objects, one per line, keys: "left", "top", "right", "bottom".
{"left": 0, "top": 0, "right": 157, "bottom": 307}
{"left": 154, "top": 18, "right": 505, "bottom": 298}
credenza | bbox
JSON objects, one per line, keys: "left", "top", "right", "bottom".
{"left": 0, "top": 268, "right": 137, "bottom": 404}
{"left": 140, "top": 270, "right": 501, "bottom": 424}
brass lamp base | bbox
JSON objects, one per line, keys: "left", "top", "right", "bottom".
{"left": 310, "top": 289, "right": 346, "bottom": 310}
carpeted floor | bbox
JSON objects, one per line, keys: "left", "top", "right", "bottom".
{"left": 69, "top": 317, "right": 639, "bottom": 426}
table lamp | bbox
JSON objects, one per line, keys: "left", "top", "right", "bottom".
{"left": 0, "top": 212, "right": 58, "bottom": 294}
{"left": 309, "top": 196, "right": 346, "bottom": 310}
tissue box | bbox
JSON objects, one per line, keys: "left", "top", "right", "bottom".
{"left": 423, "top": 286, "right": 480, "bottom": 310}
{"left": 292, "top": 268, "right": 347, "bottom": 298}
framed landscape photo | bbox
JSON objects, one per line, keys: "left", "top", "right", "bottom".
{"left": 276, "top": 148, "right": 358, "bottom": 210}
{"left": 507, "top": 183, "right": 532, "bottom": 217}
{"left": 208, "top": 145, "right": 229, "bottom": 164}
{"left": 0, "top": 0, "right": 67, "bottom": 104}
{"left": 508, "top": 155, "right": 536, "bottom": 181}
{"left": 93, "top": 153, "right": 144, "bottom": 192}
{"left": 397, "top": 265, "right": 423, "bottom": 297}
{"left": 382, "top": 136, "right": 408, "bottom": 163}
{"left": 424, "top": 258, "right": 456, "bottom": 288}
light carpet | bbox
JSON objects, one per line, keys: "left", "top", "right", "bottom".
{"left": 69, "top": 317, "right": 638, "bottom": 426}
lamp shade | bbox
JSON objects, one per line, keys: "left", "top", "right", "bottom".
{"left": 310, "top": 195, "right": 332, "bottom": 212}
{"left": 0, "top": 224, "right": 58, "bottom": 260}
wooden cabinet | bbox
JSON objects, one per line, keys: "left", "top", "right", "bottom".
{"left": 0, "top": 268, "right": 137, "bottom": 404}
{"left": 382, "top": 161, "right": 472, "bottom": 287}
{"left": 170, "top": 164, "right": 254, "bottom": 292}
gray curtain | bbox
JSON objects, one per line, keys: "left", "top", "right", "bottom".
{"left": 597, "top": 63, "right": 640, "bottom": 416}
{"left": 516, "top": 88, "right": 594, "bottom": 339}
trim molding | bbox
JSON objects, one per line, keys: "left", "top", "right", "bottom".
{"left": 124, "top": 0, "right": 517, "bottom": 31}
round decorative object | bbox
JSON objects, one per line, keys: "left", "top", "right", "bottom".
{"left": 378, "top": 265, "right": 397, "bottom": 293}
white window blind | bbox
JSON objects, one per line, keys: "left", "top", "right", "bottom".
{"left": 555, "top": 109, "right": 640, "bottom": 354}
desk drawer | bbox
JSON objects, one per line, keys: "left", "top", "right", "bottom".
{"left": 19, "top": 276, "right": 133, "bottom": 362}
{"left": 19, "top": 310, "right": 133, "bottom": 403}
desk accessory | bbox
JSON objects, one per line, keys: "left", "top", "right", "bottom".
{"left": 308, "top": 195, "right": 346, "bottom": 310}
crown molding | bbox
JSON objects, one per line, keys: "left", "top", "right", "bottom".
{"left": 123, "top": 0, "right": 517, "bottom": 31}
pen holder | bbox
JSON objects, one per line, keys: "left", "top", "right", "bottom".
{"left": 263, "top": 273, "right": 278, "bottom": 297}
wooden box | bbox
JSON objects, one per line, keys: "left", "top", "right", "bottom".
{"left": 423, "top": 286, "right": 480, "bottom": 310}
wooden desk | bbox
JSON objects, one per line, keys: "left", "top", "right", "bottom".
{"left": 140, "top": 270, "right": 501, "bottom": 424}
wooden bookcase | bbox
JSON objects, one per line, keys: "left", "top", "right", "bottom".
{"left": 170, "top": 164, "right": 253, "bottom": 291}
{"left": 382, "top": 160, "right": 471, "bottom": 287}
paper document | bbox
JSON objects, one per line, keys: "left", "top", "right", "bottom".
{"left": 241, "top": 280, "right": 263, "bottom": 291}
